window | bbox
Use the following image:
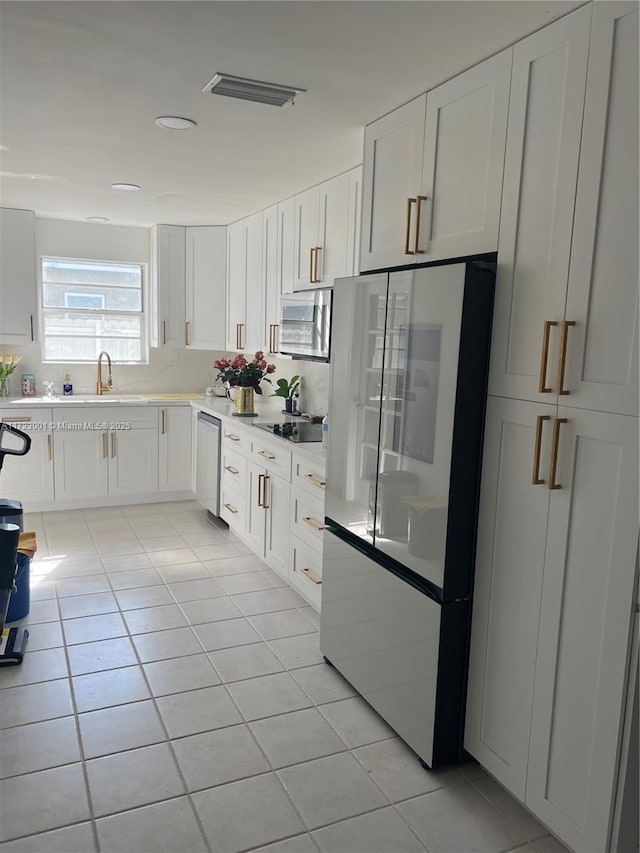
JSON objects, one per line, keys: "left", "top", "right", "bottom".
{"left": 41, "top": 257, "right": 147, "bottom": 363}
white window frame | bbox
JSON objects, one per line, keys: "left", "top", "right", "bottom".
{"left": 40, "top": 256, "right": 148, "bottom": 364}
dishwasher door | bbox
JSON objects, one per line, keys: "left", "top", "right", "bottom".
{"left": 196, "top": 411, "right": 221, "bottom": 516}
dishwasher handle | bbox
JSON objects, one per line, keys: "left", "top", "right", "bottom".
{"left": 197, "top": 411, "right": 221, "bottom": 429}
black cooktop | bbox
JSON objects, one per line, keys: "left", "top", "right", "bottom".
{"left": 253, "top": 422, "right": 323, "bottom": 443}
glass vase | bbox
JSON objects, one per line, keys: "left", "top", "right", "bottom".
{"left": 0, "top": 375, "right": 10, "bottom": 397}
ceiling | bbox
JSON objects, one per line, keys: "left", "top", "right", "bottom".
{"left": 0, "top": 0, "right": 582, "bottom": 228}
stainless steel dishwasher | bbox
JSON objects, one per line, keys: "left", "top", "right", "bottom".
{"left": 195, "top": 411, "right": 221, "bottom": 518}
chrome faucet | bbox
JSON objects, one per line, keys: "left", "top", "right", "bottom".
{"left": 96, "top": 351, "right": 113, "bottom": 395}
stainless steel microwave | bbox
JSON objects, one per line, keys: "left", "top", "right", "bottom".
{"left": 278, "top": 289, "right": 332, "bottom": 362}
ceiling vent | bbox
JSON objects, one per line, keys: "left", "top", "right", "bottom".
{"left": 202, "top": 73, "right": 306, "bottom": 107}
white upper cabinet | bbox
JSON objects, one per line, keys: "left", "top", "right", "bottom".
{"left": 185, "top": 226, "right": 226, "bottom": 350}
{"left": 419, "top": 49, "right": 511, "bottom": 261}
{"left": 294, "top": 169, "right": 361, "bottom": 290}
{"left": 226, "top": 219, "right": 246, "bottom": 351}
{"left": 562, "top": 2, "right": 639, "bottom": 417}
{"left": 347, "top": 165, "right": 363, "bottom": 275}
{"left": 263, "top": 204, "right": 280, "bottom": 357}
{"left": 150, "top": 224, "right": 186, "bottom": 349}
{"left": 360, "top": 96, "right": 427, "bottom": 271}
{"left": 0, "top": 208, "right": 37, "bottom": 345}
{"left": 488, "top": 5, "right": 591, "bottom": 403}
{"left": 277, "top": 197, "right": 295, "bottom": 296}
{"left": 243, "top": 211, "right": 265, "bottom": 355}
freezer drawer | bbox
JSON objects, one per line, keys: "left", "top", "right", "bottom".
{"left": 320, "top": 528, "right": 469, "bottom": 767}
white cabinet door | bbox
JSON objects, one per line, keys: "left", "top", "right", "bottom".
{"left": 263, "top": 470, "right": 290, "bottom": 579}
{"left": 0, "top": 411, "right": 53, "bottom": 504}
{"left": 347, "top": 166, "right": 363, "bottom": 276}
{"left": 526, "top": 408, "right": 639, "bottom": 852}
{"left": 151, "top": 224, "right": 186, "bottom": 349}
{"left": 226, "top": 219, "right": 246, "bottom": 351}
{"left": 243, "top": 211, "right": 265, "bottom": 354}
{"left": 419, "top": 49, "right": 511, "bottom": 261}
{"left": 0, "top": 208, "right": 36, "bottom": 345}
{"left": 316, "top": 171, "right": 351, "bottom": 286}
{"left": 159, "top": 406, "right": 193, "bottom": 492}
{"left": 53, "top": 429, "right": 108, "bottom": 500}
{"left": 563, "top": 3, "right": 639, "bottom": 417}
{"left": 488, "top": 5, "right": 591, "bottom": 403}
{"left": 465, "top": 396, "right": 555, "bottom": 799}
{"left": 278, "top": 197, "right": 295, "bottom": 298}
{"left": 263, "top": 204, "right": 280, "bottom": 357}
{"left": 185, "top": 226, "right": 227, "bottom": 350}
{"left": 293, "top": 185, "right": 320, "bottom": 290}
{"left": 245, "top": 459, "right": 266, "bottom": 557}
{"left": 108, "top": 428, "right": 158, "bottom": 497}
{"left": 360, "top": 95, "right": 426, "bottom": 271}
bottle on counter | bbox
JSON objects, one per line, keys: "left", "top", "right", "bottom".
{"left": 63, "top": 373, "right": 73, "bottom": 396}
{"left": 322, "top": 413, "right": 329, "bottom": 448}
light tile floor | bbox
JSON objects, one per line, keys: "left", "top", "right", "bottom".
{"left": 0, "top": 502, "right": 568, "bottom": 853}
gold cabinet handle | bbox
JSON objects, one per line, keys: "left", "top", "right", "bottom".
{"left": 236, "top": 322, "right": 245, "bottom": 350}
{"left": 161, "top": 409, "right": 167, "bottom": 435}
{"left": 313, "top": 246, "right": 321, "bottom": 283}
{"left": 2, "top": 416, "right": 31, "bottom": 424}
{"left": 548, "top": 418, "right": 567, "bottom": 490}
{"left": 303, "top": 472, "right": 326, "bottom": 488}
{"left": 223, "top": 502, "right": 238, "bottom": 514}
{"left": 303, "top": 516, "right": 325, "bottom": 532}
{"left": 404, "top": 197, "right": 417, "bottom": 254}
{"left": 162, "top": 320, "right": 167, "bottom": 345}
{"left": 538, "top": 320, "right": 558, "bottom": 393}
{"left": 47, "top": 434, "right": 52, "bottom": 462}
{"left": 110, "top": 433, "right": 116, "bottom": 458}
{"left": 258, "top": 473, "right": 266, "bottom": 507}
{"left": 29, "top": 315, "right": 35, "bottom": 341}
{"left": 258, "top": 449, "right": 276, "bottom": 460}
{"left": 532, "top": 415, "right": 550, "bottom": 485}
{"left": 263, "top": 474, "right": 270, "bottom": 509}
{"left": 414, "top": 196, "right": 428, "bottom": 254}
{"left": 102, "top": 432, "right": 108, "bottom": 459}
{"left": 226, "top": 432, "right": 240, "bottom": 442}
{"left": 185, "top": 321, "right": 191, "bottom": 346}
{"left": 300, "top": 567, "right": 322, "bottom": 585}
{"left": 225, "top": 465, "right": 239, "bottom": 475}
{"left": 557, "top": 321, "right": 575, "bottom": 395}
{"left": 309, "top": 247, "right": 315, "bottom": 283}
{"left": 271, "top": 323, "right": 279, "bottom": 353}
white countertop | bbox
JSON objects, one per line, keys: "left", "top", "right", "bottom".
{"left": 3, "top": 393, "right": 207, "bottom": 407}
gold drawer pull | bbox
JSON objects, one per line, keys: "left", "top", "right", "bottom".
{"left": 30, "top": 315, "right": 35, "bottom": 341}
{"left": 303, "top": 516, "right": 325, "bottom": 532}
{"left": 303, "top": 473, "right": 326, "bottom": 488}
{"left": 102, "top": 432, "right": 108, "bottom": 459}
{"left": 300, "top": 567, "right": 322, "bottom": 585}
{"left": 538, "top": 320, "right": 557, "bottom": 393}
{"left": 162, "top": 320, "right": 167, "bottom": 345}
{"left": 557, "top": 321, "right": 575, "bottom": 395}
{"left": 110, "top": 433, "right": 116, "bottom": 458}
{"left": 225, "top": 465, "right": 239, "bottom": 475}
{"left": 258, "top": 449, "right": 276, "bottom": 460}
{"left": 548, "top": 418, "right": 567, "bottom": 491}
{"left": 2, "top": 417, "right": 32, "bottom": 423}
{"left": 47, "top": 434, "right": 52, "bottom": 462}
{"left": 414, "top": 195, "right": 428, "bottom": 254}
{"left": 313, "top": 246, "right": 321, "bottom": 283}
{"left": 532, "top": 415, "right": 550, "bottom": 485}
{"left": 185, "top": 321, "right": 191, "bottom": 346}
{"left": 226, "top": 433, "right": 240, "bottom": 442}
{"left": 223, "top": 502, "right": 239, "bottom": 514}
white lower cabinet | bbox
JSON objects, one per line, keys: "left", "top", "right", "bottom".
{"left": 0, "top": 409, "right": 54, "bottom": 503}
{"left": 53, "top": 428, "right": 110, "bottom": 500}
{"left": 245, "top": 437, "right": 292, "bottom": 577}
{"left": 288, "top": 450, "right": 326, "bottom": 609}
{"left": 465, "top": 397, "right": 639, "bottom": 852}
{"left": 158, "top": 405, "right": 192, "bottom": 492}
{"left": 107, "top": 428, "right": 158, "bottom": 497}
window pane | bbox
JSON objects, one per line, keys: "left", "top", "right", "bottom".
{"left": 42, "top": 258, "right": 142, "bottom": 288}
{"left": 43, "top": 282, "right": 141, "bottom": 311}
{"left": 43, "top": 336, "right": 142, "bottom": 362}
{"left": 43, "top": 311, "right": 141, "bottom": 339}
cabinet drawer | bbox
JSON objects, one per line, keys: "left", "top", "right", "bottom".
{"left": 220, "top": 483, "right": 246, "bottom": 536}
{"left": 222, "top": 424, "right": 250, "bottom": 453}
{"left": 250, "top": 438, "right": 292, "bottom": 481}
{"left": 58, "top": 406, "right": 157, "bottom": 429}
{"left": 292, "top": 453, "right": 326, "bottom": 497}
{"left": 290, "top": 485, "right": 325, "bottom": 550}
{"left": 221, "top": 446, "right": 247, "bottom": 487}
{"left": 289, "top": 536, "right": 323, "bottom": 609}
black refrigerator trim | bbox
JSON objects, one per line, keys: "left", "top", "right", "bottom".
{"left": 358, "top": 251, "right": 497, "bottom": 277}
{"left": 324, "top": 519, "right": 447, "bottom": 604}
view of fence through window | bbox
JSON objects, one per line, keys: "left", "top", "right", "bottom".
{"left": 41, "top": 257, "right": 146, "bottom": 362}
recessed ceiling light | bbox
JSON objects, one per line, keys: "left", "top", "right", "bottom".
{"left": 112, "top": 183, "right": 141, "bottom": 192}
{"left": 87, "top": 216, "right": 109, "bottom": 223}
{"left": 154, "top": 116, "right": 197, "bottom": 130}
